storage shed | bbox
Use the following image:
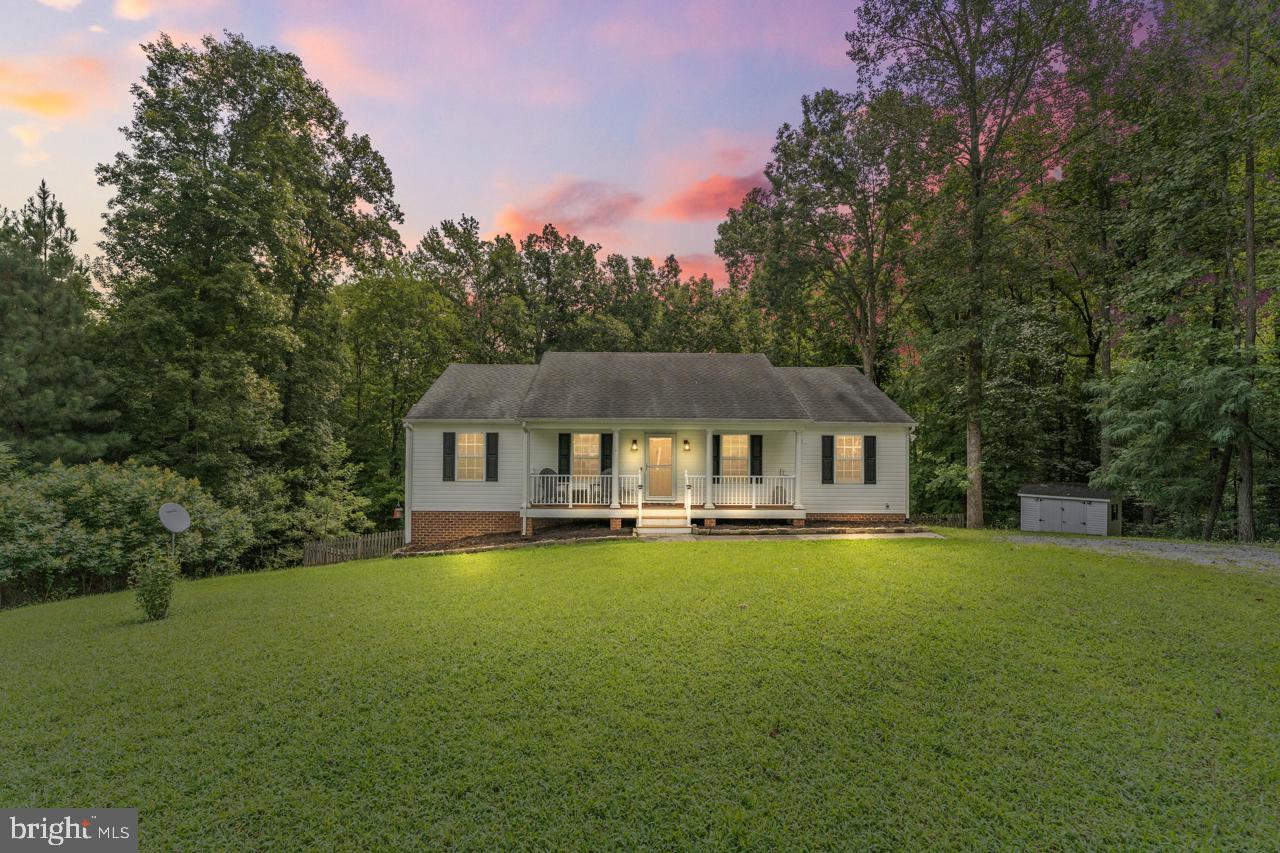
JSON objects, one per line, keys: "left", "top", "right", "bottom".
{"left": 1018, "top": 484, "right": 1121, "bottom": 536}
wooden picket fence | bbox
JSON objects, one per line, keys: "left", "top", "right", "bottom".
{"left": 302, "top": 530, "right": 403, "bottom": 566}
{"left": 912, "top": 513, "right": 966, "bottom": 528}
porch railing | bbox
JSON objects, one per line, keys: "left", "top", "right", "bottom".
{"left": 528, "top": 471, "right": 797, "bottom": 509}
{"left": 529, "top": 474, "right": 611, "bottom": 506}
{"left": 529, "top": 472, "right": 645, "bottom": 506}
{"left": 618, "top": 473, "right": 641, "bottom": 506}
{"left": 711, "top": 475, "right": 795, "bottom": 508}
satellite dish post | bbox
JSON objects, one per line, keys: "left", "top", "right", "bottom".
{"left": 158, "top": 502, "right": 191, "bottom": 558}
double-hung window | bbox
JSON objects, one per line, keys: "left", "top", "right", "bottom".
{"left": 455, "top": 432, "right": 485, "bottom": 481}
{"left": 835, "top": 435, "right": 864, "bottom": 484}
{"left": 720, "top": 434, "right": 749, "bottom": 477}
{"left": 572, "top": 433, "right": 600, "bottom": 476}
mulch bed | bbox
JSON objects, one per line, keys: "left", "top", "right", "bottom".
{"left": 395, "top": 523, "right": 630, "bottom": 558}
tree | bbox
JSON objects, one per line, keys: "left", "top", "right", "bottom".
{"left": 96, "top": 32, "right": 400, "bottom": 564}
{"left": 338, "top": 259, "right": 460, "bottom": 522}
{"left": 847, "top": 0, "right": 1140, "bottom": 526}
{"left": 718, "top": 89, "right": 936, "bottom": 383}
{"left": 0, "top": 182, "right": 116, "bottom": 463}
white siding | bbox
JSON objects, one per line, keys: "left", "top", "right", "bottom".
{"left": 410, "top": 423, "right": 526, "bottom": 511}
{"left": 800, "top": 426, "right": 910, "bottom": 515}
{"left": 1085, "top": 500, "right": 1108, "bottom": 536}
{"left": 1020, "top": 496, "right": 1041, "bottom": 532}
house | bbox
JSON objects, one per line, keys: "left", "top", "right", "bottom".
{"left": 1017, "top": 483, "right": 1121, "bottom": 536}
{"left": 402, "top": 352, "right": 915, "bottom": 543}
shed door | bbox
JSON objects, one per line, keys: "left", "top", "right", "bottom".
{"left": 1062, "top": 500, "right": 1087, "bottom": 533}
{"left": 1039, "top": 499, "right": 1063, "bottom": 532}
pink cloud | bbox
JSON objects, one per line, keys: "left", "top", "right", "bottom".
{"left": 675, "top": 253, "right": 726, "bottom": 284}
{"left": 281, "top": 28, "right": 399, "bottom": 100}
{"left": 495, "top": 178, "right": 642, "bottom": 239}
{"left": 0, "top": 55, "right": 110, "bottom": 119}
{"left": 652, "top": 171, "right": 763, "bottom": 221}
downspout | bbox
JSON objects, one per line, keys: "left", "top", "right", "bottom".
{"left": 521, "top": 422, "right": 530, "bottom": 536}
{"left": 906, "top": 425, "right": 916, "bottom": 522}
{"left": 403, "top": 422, "right": 414, "bottom": 544}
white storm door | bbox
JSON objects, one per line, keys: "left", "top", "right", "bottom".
{"left": 646, "top": 436, "right": 673, "bottom": 500}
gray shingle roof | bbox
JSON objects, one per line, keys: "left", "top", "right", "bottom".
{"left": 518, "top": 352, "right": 812, "bottom": 420}
{"left": 405, "top": 363, "right": 538, "bottom": 419}
{"left": 405, "top": 353, "right": 914, "bottom": 424}
{"left": 1018, "top": 483, "right": 1113, "bottom": 500}
{"left": 776, "top": 366, "right": 914, "bottom": 424}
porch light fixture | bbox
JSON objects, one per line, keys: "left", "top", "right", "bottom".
{"left": 631, "top": 438, "right": 638, "bottom": 451}
{"left": 682, "top": 439, "right": 691, "bottom": 452}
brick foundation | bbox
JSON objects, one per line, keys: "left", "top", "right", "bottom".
{"left": 703, "top": 518, "right": 716, "bottom": 528}
{"left": 792, "top": 518, "right": 806, "bottom": 527}
{"left": 410, "top": 511, "right": 524, "bottom": 545}
{"left": 609, "top": 518, "right": 622, "bottom": 531}
{"left": 805, "top": 512, "right": 907, "bottom": 525}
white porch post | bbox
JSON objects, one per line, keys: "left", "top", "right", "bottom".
{"left": 610, "top": 428, "right": 621, "bottom": 508}
{"left": 793, "top": 429, "right": 804, "bottom": 510}
{"left": 703, "top": 428, "right": 715, "bottom": 508}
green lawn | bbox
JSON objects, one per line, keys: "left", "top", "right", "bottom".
{"left": 2, "top": 532, "right": 1277, "bottom": 850}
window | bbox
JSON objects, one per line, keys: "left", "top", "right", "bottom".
{"left": 720, "top": 434, "right": 749, "bottom": 477}
{"left": 835, "top": 435, "right": 863, "bottom": 484}
{"left": 572, "top": 433, "right": 600, "bottom": 476}
{"left": 455, "top": 432, "right": 485, "bottom": 481}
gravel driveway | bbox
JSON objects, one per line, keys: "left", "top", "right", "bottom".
{"left": 1004, "top": 534, "right": 1280, "bottom": 579}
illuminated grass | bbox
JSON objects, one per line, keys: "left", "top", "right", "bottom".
{"left": 1, "top": 531, "right": 1277, "bottom": 849}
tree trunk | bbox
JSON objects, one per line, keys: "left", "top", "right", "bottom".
{"left": 965, "top": 162, "right": 986, "bottom": 529}
{"left": 1203, "top": 443, "right": 1233, "bottom": 540}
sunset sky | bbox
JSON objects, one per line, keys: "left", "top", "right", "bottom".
{"left": 2, "top": 0, "right": 860, "bottom": 282}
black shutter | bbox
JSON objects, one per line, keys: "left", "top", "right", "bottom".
{"left": 821, "top": 435, "right": 834, "bottom": 484}
{"left": 864, "top": 435, "right": 876, "bottom": 484}
{"left": 442, "top": 432, "right": 455, "bottom": 481}
{"left": 750, "top": 434, "right": 763, "bottom": 477}
{"left": 712, "top": 434, "right": 721, "bottom": 476}
{"left": 485, "top": 432, "right": 499, "bottom": 481}
{"left": 558, "top": 433, "right": 571, "bottom": 475}
{"left": 600, "top": 433, "right": 612, "bottom": 474}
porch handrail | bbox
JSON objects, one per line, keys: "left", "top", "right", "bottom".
{"left": 637, "top": 467, "right": 643, "bottom": 527}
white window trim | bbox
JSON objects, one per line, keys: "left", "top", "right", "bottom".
{"left": 456, "top": 431, "right": 485, "bottom": 482}
{"left": 835, "top": 434, "right": 864, "bottom": 485}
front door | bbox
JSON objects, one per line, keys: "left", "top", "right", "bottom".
{"left": 646, "top": 436, "right": 673, "bottom": 500}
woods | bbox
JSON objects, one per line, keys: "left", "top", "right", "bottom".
{"left": 0, "top": 4, "right": 1276, "bottom": 580}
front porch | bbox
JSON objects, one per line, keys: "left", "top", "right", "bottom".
{"left": 521, "top": 425, "right": 806, "bottom": 524}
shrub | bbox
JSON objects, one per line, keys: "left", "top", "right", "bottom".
{"left": 133, "top": 550, "right": 178, "bottom": 620}
{"left": 0, "top": 460, "right": 252, "bottom": 606}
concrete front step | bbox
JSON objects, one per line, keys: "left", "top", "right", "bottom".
{"left": 637, "top": 516, "right": 690, "bottom": 526}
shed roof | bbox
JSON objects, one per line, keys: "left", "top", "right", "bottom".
{"left": 405, "top": 352, "right": 914, "bottom": 424}
{"left": 1018, "top": 483, "right": 1113, "bottom": 501}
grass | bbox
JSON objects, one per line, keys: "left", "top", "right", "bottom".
{"left": 2, "top": 531, "right": 1278, "bottom": 850}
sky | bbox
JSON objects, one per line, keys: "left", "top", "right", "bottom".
{"left": 2, "top": 0, "right": 861, "bottom": 282}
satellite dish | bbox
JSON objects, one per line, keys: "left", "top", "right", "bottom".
{"left": 159, "top": 502, "right": 191, "bottom": 534}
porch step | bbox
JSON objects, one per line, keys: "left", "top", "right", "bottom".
{"left": 640, "top": 509, "right": 688, "bottom": 519}
{"left": 636, "top": 525, "right": 692, "bottom": 537}
{"left": 637, "top": 516, "right": 690, "bottom": 527}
